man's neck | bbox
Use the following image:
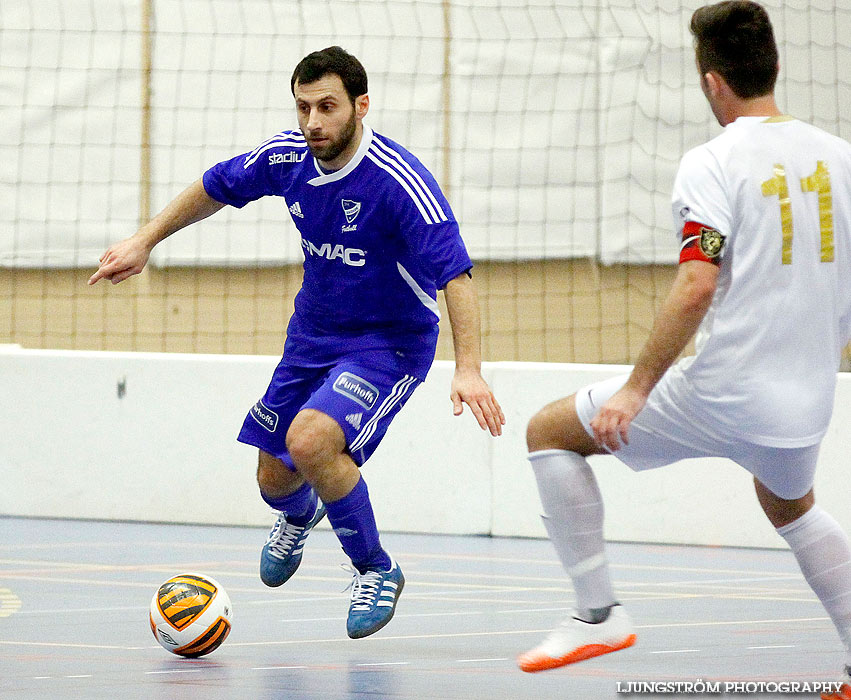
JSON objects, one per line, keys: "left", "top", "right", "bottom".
{"left": 726, "top": 94, "right": 782, "bottom": 124}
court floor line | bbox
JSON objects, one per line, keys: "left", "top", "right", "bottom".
{"left": 0, "top": 579, "right": 817, "bottom": 617}
{"left": 2, "top": 557, "right": 804, "bottom": 590}
{"left": 0, "top": 613, "right": 829, "bottom": 652}
{"left": 0, "top": 572, "right": 590, "bottom": 594}
{"left": 0, "top": 588, "right": 822, "bottom": 625}
{"left": 0, "top": 561, "right": 807, "bottom": 589}
{"left": 0, "top": 543, "right": 801, "bottom": 579}
{"left": 0, "top": 577, "right": 814, "bottom": 610}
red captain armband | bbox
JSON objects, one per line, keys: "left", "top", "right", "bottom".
{"left": 679, "top": 221, "right": 726, "bottom": 265}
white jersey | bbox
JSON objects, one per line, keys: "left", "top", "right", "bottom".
{"left": 665, "top": 116, "right": 851, "bottom": 447}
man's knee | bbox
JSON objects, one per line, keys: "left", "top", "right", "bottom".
{"left": 527, "top": 395, "right": 601, "bottom": 456}
{"left": 754, "top": 478, "right": 815, "bottom": 528}
{"left": 527, "top": 407, "right": 559, "bottom": 452}
{"left": 256, "top": 450, "right": 302, "bottom": 498}
{"left": 286, "top": 409, "right": 345, "bottom": 473}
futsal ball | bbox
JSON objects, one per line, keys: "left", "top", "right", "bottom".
{"left": 149, "top": 573, "right": 232, "bottom": 657}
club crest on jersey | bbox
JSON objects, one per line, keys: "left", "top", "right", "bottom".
{"left": 333, "top": 372, "right": 379, "bottom": 410}
{"left": 342, "top": 199, "right": 361, "bottom": 223}
{"left": 699, "top": 226, "right": 725, "bottom": 259}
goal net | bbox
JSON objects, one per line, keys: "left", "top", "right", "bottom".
{"left": 2, "top": 0, "right": 850, "bottom": 360}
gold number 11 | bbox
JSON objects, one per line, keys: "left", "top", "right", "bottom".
{"left": 761, "top": 161, "right": 834, "bottom": 264}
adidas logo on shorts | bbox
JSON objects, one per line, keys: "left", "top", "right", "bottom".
{"left": 345, "top": 413, "right": 363, "bottom": 430}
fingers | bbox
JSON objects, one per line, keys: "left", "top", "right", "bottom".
{"left": 590, "top": 411, "right": 630, "bottom": 452}
{"left": 88, "top": 251, "right": 141, "bottom": 286}
{"left": 451, "top": 390, "right": 463, "bottom": 416}
{"left": 618, "top": 420, "right": 630, "bottom": 447}
{"left": 88, "top": 261, "right": 121, "bottom": 286}
{"left": 453, "top": 391, "right": 503, "bottom": 436}
{"left": 87, "top": 269, "right": 106, "bottom": 285}
{"left": 467, "top": 399, "right": 489, "bottom": 432}
{"left": 494, "top": 397, "right": 506, "bottom": 427}
{"left": 476, "top": 396, "right": 502, "bottom": 436}
{"left": 89, "top": 250, "right": 117, "bottom": 285}
{"left": 487, "top": 395, "right": 506, "bottom": 436}
{"left": 89, "top": 238, "right": 148, "bottom": 286}
{"left": 109, "top": 268, "right": 138, "bottom": 284}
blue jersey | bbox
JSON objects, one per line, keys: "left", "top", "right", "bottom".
{"left": 203, "top": 125, "right": 472, "bottom": 378}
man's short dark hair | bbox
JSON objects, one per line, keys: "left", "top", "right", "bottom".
{"left": 690, "top": 1, "right": 779, "bottom": 99}
{"left": 290, "top": 46, "right": 368, "bottom": 102}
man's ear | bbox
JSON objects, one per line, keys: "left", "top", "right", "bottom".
{"left": 355, "top": 94, "right": 369, "bottom": 120}
{"left": 703, "top": 71, "right": 723, "bottom": 98}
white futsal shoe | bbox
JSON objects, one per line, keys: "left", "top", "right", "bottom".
{"left": 821, "top": 665, "right": 851, "bottom": 700}
{"left": 517, "top": 605, "right": 636, "bottom": 673}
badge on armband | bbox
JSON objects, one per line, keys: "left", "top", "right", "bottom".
{"left": 680, "top": 221, "right": 726, "bottom": 265}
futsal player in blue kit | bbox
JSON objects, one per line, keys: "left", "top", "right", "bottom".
{"left": 89, "top": 46, "right": 504, "bottom": 639}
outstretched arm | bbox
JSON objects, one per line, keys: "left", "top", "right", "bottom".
{"left": 590, "top": 259, "right": 718, "bottom": 451}
{"left": 88, "top": 179, "right": 225, "bottom": 285}
{"left": 443, "top": 272, "right": 505, "bottom": 436}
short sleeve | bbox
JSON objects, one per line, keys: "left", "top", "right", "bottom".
{"left": 202, "top": 131, "right": 302, "bottom": 208}
{"left": 671, "top": 145, "right": 733, "bottom": 243}
{"left": 392, "top": 167, "right": 472, "bottom": 288}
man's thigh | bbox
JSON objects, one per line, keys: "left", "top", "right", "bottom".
{"left": 238, "top": 354, "right": 422, "bottom": 469}
{"left": 303, "top": 359, "right": 421, "bottom": 466}
{"left": 730, "top": 442, "right": 820, "bottom": 500}
{"left": 237, "top": 361, "right": 330, "bottom": 470}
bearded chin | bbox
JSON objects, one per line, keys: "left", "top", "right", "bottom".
{"left": 309, "top": 112, "right": 357, "bottom": 163}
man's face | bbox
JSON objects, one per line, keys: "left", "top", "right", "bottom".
{"left": 294, "top": 74, "right": 363, "bottom": 167}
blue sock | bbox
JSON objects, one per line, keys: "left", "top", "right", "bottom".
{"left": 260, "top": 482, "right": 317, "bottom": 526}
{"left": 324, "top": 476, "right": 391, "bottom": 573}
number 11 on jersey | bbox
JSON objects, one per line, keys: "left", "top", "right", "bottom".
{"left": 761, "top": 161, "right": 834, "bottom": 264}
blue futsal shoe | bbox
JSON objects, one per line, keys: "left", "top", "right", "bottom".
{"left": 259, "top": 502, "right": 326, "bottom": 587}
{"left": 345, "top": 558, "right": 405, "bottom": 639}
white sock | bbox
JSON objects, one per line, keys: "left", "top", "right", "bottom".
{"left": 777, "top": 505, "right": 851, "bottom": 661}
{"left": 529, "top": 449, "right": 616, "bottom": 611}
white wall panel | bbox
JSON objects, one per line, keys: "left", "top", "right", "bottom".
{"left": 2, "top": 347, "right": 850, "bottom": 551}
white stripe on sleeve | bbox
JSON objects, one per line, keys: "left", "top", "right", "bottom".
{"left": 372, "top": 138, "right": 448, "bottom": 222}
{"left": 366, "top": 151, "right": 434, "bottom": 224}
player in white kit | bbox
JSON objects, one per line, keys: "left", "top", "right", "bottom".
{"left": 516, "top": 3, "right": 851, "bottom": 695}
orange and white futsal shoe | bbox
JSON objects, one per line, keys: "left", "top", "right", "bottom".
{"left": 517, "top": 606, "right": 636, "bottom": 673}
{"left": 822, "top": 682, "right": 851, "bottom": 699}
{"left": 821, "top": 665, "right": 851, "bottom": 700}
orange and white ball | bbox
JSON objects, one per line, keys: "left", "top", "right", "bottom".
{"left": 149, "top": 573, "right": 232, "bottom": 657}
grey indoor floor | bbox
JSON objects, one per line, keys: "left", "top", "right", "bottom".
{"left": 0, "top": 517, "right": 845, "bottom": 699}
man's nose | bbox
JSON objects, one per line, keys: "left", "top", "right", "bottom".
{"left": 306, "top": 108, "right": 322, "bottom": 132}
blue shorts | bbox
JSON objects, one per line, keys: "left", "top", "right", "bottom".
{"left": 237, "top": 354, "right": 422, "bottom": 470}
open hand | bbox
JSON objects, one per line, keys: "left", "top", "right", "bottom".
{"left": 450, "top": 367, "right": 505, "bottom": 437}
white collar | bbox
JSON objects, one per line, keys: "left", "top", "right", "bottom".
{"left": 308, "top": 125, "right": 373, "bottom": 186}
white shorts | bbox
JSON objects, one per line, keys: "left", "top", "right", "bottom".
{"left": 574, "top": 374, "right": 820, "bottom": 500}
